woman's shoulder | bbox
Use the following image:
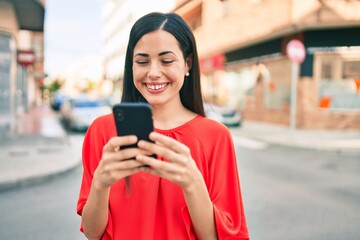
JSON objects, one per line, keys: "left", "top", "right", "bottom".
{"left": 157, "top": 115, "right": 230, "bottom": 140}
{"left": 186, "top": 115, "right": 232, "bottom": 142}
{"left": 192, "top": 115, "right": 230, "bottom": 134}
{"left": 93, "top": 113, "right": 114, "bottom": 124}
{"left": 188, "top": 116, "right": 234, "bottom": 155}
{"left": 87, "top": 113, "right": 116, "bottom": 136}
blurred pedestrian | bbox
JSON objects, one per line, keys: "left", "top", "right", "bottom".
{"left": 77, "top": 12, "right": 249, "bottom": 240}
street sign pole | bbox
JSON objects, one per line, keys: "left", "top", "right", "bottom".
{"left": 286, "top": 39, "right": 306, "bottom": 132}
{"left": 290, "top": 62, "right": 298, "bottom": 132}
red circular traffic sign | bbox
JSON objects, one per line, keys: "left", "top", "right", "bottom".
{"left": 286, "top": 40, "right": 306, "bottom": 63}
{"left": 17, "top": 50, "right": 36, "bottom": 67}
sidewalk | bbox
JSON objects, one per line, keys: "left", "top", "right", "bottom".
{"left": 232, "top": 121, "right": 360, "bottom": 154}
{"left": 1, "top": 105, "right": 359, "bottom": 191}
{"left": 0, "top": 105, "right": 81, "bottom": 191}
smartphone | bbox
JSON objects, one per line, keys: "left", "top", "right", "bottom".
{"left": 112, "top": 103, "right": 155, "bottom": 153}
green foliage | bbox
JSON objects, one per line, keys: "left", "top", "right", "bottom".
{"left": 45, "top": 78, "right": 63, "bottom": 93}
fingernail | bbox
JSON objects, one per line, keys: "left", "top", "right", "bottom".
{"left": 138, "top": 141, "right": 145, "bottom": 147}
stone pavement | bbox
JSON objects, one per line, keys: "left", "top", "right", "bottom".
{"left": 0, "top": 104, "right": 359, "bottom": 191}
{"left": 0, "top": 105, "right": 81, "bottom": 191}
{"left": 231, "top": 121, "right": 360, "bottom": 154}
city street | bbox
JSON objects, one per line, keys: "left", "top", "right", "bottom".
{"left": 2, "top": 1, "right": 360, "bottom": 240}
{"left": 0, "top": 133, "right": 85, "bottom": 240}
{"left": 234, "top": 138, "right": 360, "bottom": 240}
{"left": 0, "top": 132, "right": 359, "bottom": 239}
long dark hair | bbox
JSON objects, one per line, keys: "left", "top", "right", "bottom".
{"left": 121, "top": 12, "right": 204, "bottom": 116}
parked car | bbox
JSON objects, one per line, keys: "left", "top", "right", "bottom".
{"left": 60, "top": 97, "right": 112, "bottom": 131}
{"left": 51, "top": 92, "right": 70, "bottom": 111}
{"left": 204, "top": 102, "right": 242, "bottom": 127}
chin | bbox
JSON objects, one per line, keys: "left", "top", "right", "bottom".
{"left": 146, "top": 100, "right": 164, "bottom": 107}
{"left": 141, "top": 96, "right": 160, "bottom": 105}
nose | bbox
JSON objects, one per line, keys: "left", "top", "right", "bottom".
{"left": 148, "top": 62, "right": 162, "bottom": 79}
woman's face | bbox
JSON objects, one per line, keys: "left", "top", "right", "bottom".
{"left": 132, "top": 30, "right": 190, "bottom": 107}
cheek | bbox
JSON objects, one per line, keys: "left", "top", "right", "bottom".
{"left": 167, "top": 67, "right": 185, "bottom": 81}
{"left": 132, "top": 67, "right": 146, "bottom": 83}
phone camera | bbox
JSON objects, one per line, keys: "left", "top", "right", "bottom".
{"left": 115, "top": 109, "right": 124, "bottom": 121}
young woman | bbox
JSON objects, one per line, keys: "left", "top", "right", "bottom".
{"left": 77, "top": 12, "right": 249, "bottom": 240}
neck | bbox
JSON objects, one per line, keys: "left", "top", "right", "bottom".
{"left": 152, "top": 100, "right": 196, "bottom": 130}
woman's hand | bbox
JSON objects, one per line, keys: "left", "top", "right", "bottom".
{"left": 92, "top": 135, "right": 147, "bottom": 190}
{"left": 136, "top": 132, "right": 217, "bottom": 239}
{"left": 136, "top": 132, "right": 203, "bottom": 191}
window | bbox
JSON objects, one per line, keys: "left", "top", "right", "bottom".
{"left": 317, "top": 52, "right": 360, "bottom": 110}
{"left": 261, "top": 59, "right": 292, "bottom": 110}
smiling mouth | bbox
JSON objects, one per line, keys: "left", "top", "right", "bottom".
{"left": 145, "top": 83, "right": 169, "bottom": 90}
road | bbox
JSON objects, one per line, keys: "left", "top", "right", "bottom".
{"left": 0, "top": 133, "right": 359, "bottom": 239}
{"left": 233, "top": 136, "right": 360, "bottom": 240}
{"left": 0, "top": 134, "right": 85, "bottom": 240}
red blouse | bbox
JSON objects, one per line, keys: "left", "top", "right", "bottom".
{"left": 77, "top": 114, "right": 249, "bottom": 239}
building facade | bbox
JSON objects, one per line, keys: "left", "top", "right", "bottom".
{"left": 174, "top": 0, "right": 360, "bottom": 130}
{"left": 101, "top": 0, "right": 175, "bottom": 99}
{"left": 0, "top": 0, "right": 45, "bottom": 139}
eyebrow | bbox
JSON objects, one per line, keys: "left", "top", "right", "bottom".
{"left": 134, "top": 51, "right": 176, "bottom": 58}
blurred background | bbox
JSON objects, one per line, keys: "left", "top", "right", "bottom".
{"left": 1, "top": 0, "right": 359, "bottom": 136}
{"left": 0, "top": 0, "right": 360, "bottom": 239}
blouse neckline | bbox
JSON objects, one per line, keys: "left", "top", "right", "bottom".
{"left": 154, "top": 115, "right": 203, "bottom": 134}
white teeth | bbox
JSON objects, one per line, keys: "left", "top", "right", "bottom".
{"left": 146, "top": 83, "right": 167, "bottom": 90}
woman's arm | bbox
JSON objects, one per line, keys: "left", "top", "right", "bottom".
{"left": 81, "top": 136, "right": 144, "bottom": 239}
{"left": 81, "top": 183, "right": 110, "bottom": 240}
{"left": 182, "top": 171, "right": 217, "bottom": 240}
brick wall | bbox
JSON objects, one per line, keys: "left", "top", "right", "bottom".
{"left": 297, "top": 78, "right": 360, "bottom": 130}
{"left": 244, "top": 77, "right": 360, "bottom": 130}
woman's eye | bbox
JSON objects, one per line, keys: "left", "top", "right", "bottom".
{"left": 135, "top": 60, "right": 148, "bottom": 65}
{"left": 162, "top": 60, "right": 174, "bottom": 64}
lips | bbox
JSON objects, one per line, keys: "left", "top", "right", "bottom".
{"left": 145, "top": 83, "right": 169, "bottom": 90}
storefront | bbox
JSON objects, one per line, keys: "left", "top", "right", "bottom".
{"left": 0, "top": 0, "right": 44, "bottom": 139}
{"left": 204, "top": 27, "right": 360, "bottom": 129}
{"left": 0, "top": 33, "right": 13, "bottom": 137}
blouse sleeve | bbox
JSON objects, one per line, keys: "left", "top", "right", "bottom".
{"left": 208, "top": 126, "right": 250, "bottom": 239}
{"left": 76, "top": 118, "right": 114, "bottom": 240}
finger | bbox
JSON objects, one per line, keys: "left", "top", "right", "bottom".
{"left": 136, "top": 155, "right": 179, "bottom": 173}
{"left": 105, "top": 147, "right": 152, "bottom": 162}
{"left": 137, "top": 139, "right": 181, "bottom": 163}
{"left": 120, "top": 148, "right": 153, "bottom": 157}
{"left": 149, "top": 132, "right": 190, "bottom": 155}
{"left": 104, "top": 165, "right": 143, "bottom": 180}
{"left": 103, "top": 135, "right": 138, "bottom": 152}
{"left": 103, "top": 159, "right": 145, "bottom": 173}
{"left": 137, "top": 140, "right": 166, "bottom": 158}
{"left": 138, "top": 160, "right": 183, "bottom": 183}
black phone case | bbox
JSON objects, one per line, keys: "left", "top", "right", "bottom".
{"left": 112, "top": 103, "right": 154, "bottom": 149}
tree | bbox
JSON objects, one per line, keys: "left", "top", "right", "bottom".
{"left": 44, "top": 77, "right": 63, "bottom": 93}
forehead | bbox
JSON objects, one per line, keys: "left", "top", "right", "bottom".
{"left": 134, "top": 30, "right": 182, "bottom": 55}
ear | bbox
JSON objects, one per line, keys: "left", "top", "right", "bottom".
{"left": 185, "top": 54, "right": 193, "bottom": 74}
